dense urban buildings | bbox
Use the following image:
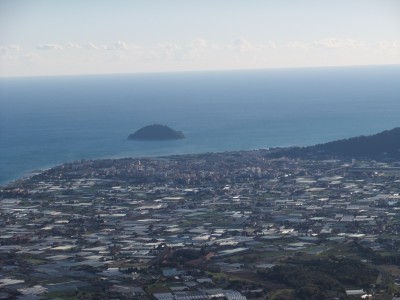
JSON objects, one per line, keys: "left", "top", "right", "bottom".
{"left": 1, "top": 150, "right": 400, "bottom": 299}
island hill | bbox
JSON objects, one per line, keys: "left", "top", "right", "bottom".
{"left": 128, "top": 124, "right": 185, "bottom": 141}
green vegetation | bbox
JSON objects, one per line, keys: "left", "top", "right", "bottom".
{"left": 268, "top": 289, "right": 295, "bottom": 300}
{"left": 272, "top": 127, "right": 400, "bottom": 160}
{"left": 350, "top": 241, "right": 400, "bottom": 265}
{"left": 258, "top": 256, "right": 379, "bottom": 300}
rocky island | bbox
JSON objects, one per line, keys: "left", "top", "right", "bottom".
{"left": 128, "top": 124, "right": 185, "bottom": 140}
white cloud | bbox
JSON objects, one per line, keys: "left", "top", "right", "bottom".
{"left": 22, "top": 52, "right": 42, "bottom": 63}
{"left": 183, "top": 39, "right": 210, "bottom": 59}
{"left": 229, "top": 38, "right": 278, "bottom": 52}
{"left": 0, "top": 44, "right": 21, "bottom": 60}
{"left": 3, "top": 37, "right": 400, "bottom": 77}
{"left": 151, "top": 39, "right": 214, "bottom": 62}
{"left": 286, "top": 41, "right": 309, "bottom": 50}
{"left": 313, "top": 38, "right": 364, "bottom": 49}
{"left": 372, "top": 40, "right": 400, "bottom": 50}
{"left": 82, "top": 42, "right": 99, "bottom": 50}
{"left": 370, "top": 40, "right": 400, "bottom": 58}
{"left": 191, "top": 38, "right": 208, "bottom": 49}
{"left": 114, "top": 41, "right": 130, "bottom": 50}
{"left": 157, "top": 43, "right": 181, "bottom": 51}
{"left": 36, "top": 43, "right": 64, "bottom": 50}
{"left": 231, "top": 37, "right": 255, "bottom": 51}
{"left": 261, "top": 41, "right": 278, "bottom": 49}
{"left": 65, "top": 42, "right": 81, "bottom": 49}
{"left": 228, "top": 38, "right": 278, "bottom": 52}
{"left": 155, "top": 43, "right": 187, "bottom": 61}
{"left": 113, "top": 41, "right": 140, "bottom": 51}
{"left": 79, "top": 41, "right": 139, "bottom": 51}
{"left": 7, "top": 45, "right": 20, "bottom": 51}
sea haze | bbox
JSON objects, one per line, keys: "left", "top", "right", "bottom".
{"left": 1, "top": 65, "right": 399, "bottom": 185}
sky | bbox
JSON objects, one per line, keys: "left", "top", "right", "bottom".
{"left": 0, "top": 0, "right": 399, "bottom": 77}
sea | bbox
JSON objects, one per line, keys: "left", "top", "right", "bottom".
{"left": 1, "top": 65, "right": 400, "bottom": 185}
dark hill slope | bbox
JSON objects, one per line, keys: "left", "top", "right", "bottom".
{"left": 270, "top": 127, "right": 400, "bottom": 160}
{"left": 128, "top": 124, "right": 185, "bottom": 140}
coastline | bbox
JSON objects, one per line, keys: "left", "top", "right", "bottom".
{"left": 1, "top": 128, "right": 400, "bottom": 298}
{"left": 4, "top": 125, "right": 400, "bottom": 187}
{"left": 0, "top": 148, "right": 267, "bottom": 187}
{"left": 2, "top": 66, "right": 399, "bottom": 186}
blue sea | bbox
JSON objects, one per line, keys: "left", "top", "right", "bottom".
{"left": 1, "top": 65, "right": 400, "bottom": 185}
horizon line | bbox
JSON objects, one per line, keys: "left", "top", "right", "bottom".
{"left": 1, "top": 63, "right": 399, "bottom": 80}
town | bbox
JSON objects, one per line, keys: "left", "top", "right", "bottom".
{"left": 1, "top": 150, "right": 400, "bottom": 299}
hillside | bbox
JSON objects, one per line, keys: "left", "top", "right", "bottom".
{"left": 270, "top": 127, "right": 400, "bottom": 160}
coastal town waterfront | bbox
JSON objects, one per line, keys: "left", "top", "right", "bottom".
{"left": 1, "top": 150, "right": 400, "bottom": 299}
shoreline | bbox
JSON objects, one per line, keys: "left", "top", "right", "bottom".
{"left": 0, "top": 147, "right": 275, "bottom": 188}
{"left": 3, "top": 125, "right": 400, "bottom": 187}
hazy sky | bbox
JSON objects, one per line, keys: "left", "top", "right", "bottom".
{"left": 1, "top": 0, "right": 399, "bottom": 77}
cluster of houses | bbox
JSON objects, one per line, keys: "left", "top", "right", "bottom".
{"left": 1, "top": 151, "right": 400, "bottom": 299}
